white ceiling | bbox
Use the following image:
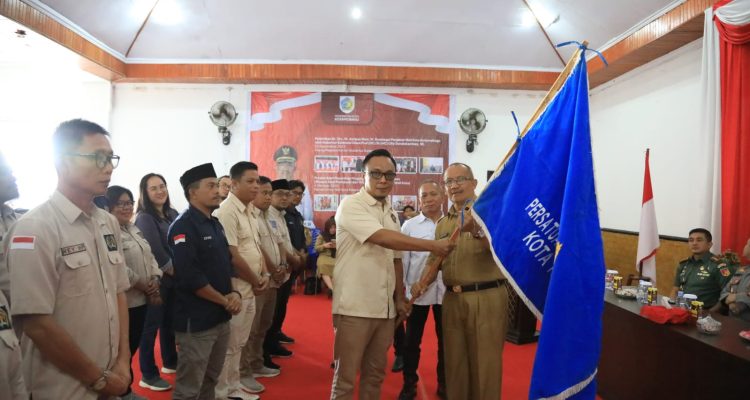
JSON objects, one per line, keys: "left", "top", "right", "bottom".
{"left": 24, "top": 0, "right": 683, "bottom": 70}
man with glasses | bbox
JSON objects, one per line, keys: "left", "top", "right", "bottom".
{"left": 218, "top": 175, "right": 232, "bottom": 201}
{"left": 411, "top": 162, "right": 509, "bottom": 400}
{"left": 330, "top": 149, "right": 454, "bottom": 400}
{"left": 6, "top": 119, "right": 131, "bottom": 399}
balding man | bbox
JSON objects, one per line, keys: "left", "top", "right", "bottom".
{"left": 412, "top": 162, "right": 509, "bottom": 400}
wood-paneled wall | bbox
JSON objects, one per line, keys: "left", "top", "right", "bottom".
{"left": 602, "top": 229, "right": 689, "bottom": 295}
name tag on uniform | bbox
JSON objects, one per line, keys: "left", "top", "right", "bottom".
{"left": 0, "top": 305, "right": 11, "bottom": 330}
{"left": 103, "top": 234, "right": 117, "bottom": 251}
{"left": 203, "top": 236, "right": 213, "bottom": 241}
{"left": 61, "top": 243, "right": 86, "bottom": 256}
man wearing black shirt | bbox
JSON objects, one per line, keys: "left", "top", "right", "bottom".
{"left": 169, "top": 163, "right": 241, "bottom": 399}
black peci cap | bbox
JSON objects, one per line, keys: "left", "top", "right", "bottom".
{"left": 180, "top": 163, "right": 217, "bottom": 190}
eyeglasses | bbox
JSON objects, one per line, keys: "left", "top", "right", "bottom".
{"left": 290, "top": 190, "right": 304, "bottom": 196}
{"left": 115, "top": 201, "right": 134, "bottom": 208}
{"left": 66, "top": 152, "right": 120, "bottom": 169}
{"left": 444, "top": 176, "right": 472, "bottom": 187}
{"left": 367, "top": 171, "right": 397, "bottom": 181}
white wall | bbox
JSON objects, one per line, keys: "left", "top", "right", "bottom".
{"left": 109, "top": 83, "right": 546, "bottom": 211}
{"left": 590, "top": 38, "right": 704, "bottom": 237}
{"left": 0, "top": 65, "right": 111, "bottom": 209}
{"left": 1, "top": 36, "right": 706, "bottom": 237}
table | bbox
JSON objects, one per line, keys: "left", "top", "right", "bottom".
{"left": 598, "top": 291, "right": 750, "bottom": 400}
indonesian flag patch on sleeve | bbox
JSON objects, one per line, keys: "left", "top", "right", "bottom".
{"left": 173, "top": 234, "right": 186, "bottom": 245}
{"left": 10, "top": 236, "right": 35, "bottom": 250}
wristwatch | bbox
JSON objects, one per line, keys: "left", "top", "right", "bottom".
{"left": 89, "top": 370, "right": 110, "bottom": 392}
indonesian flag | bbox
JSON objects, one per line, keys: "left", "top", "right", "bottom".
{"left": 637, "top": 149, "right": 660, "bottom": 282}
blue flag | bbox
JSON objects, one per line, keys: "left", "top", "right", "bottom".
{"left": 473, "top": 54, "right": 604, "bottom": 399}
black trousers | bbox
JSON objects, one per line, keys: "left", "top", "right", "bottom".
{"left": 394, "top": 319, "right": 405, "bottom": 356}
{"left": 126, "top": 304, "right": 148, "bottom": 394}
{"left": 403, "top": 304, "right": 445, "bottom": 385}
{"left": 265, "top": 270, "right": 298, "bottom": 349}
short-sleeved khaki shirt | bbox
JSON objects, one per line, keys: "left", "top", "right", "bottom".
{"left": 333, "top": 187, "right": 402, "bottom": 319}
{"left": 436, "top": 203, "right": 504, "bottom": 286}
{"left": 6, "top": 191, "right": 129, "bottom": 400}
{"left": 258, "top": 209, "right": 288, "bottom": 289}
{"left": 214, "top": 193, "right": 264, "bottom": 298}
{"left": 121, "top": 222, "right": 162, "bottom": 308}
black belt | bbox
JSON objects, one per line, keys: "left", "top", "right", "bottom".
{"left": 449, "top": 279, "right": 504, "bottom": 294}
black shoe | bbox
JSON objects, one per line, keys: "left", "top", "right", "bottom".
{"left": 268, "top": 345, "right": 293, "bottom": 358}
{"left": 391, "top": 355, "right": 404, "bottom": 372}
{"left": 437, "top": 382, "right": 447, "bottom": 399}
{"left": 398, "top": 379, "right": 417, "bottom": 400}
{"left": 277, "top": 331, "right": 295, "bottom": 344}
{"left": 263, "top": 353, "right": 281, "bottom": 369}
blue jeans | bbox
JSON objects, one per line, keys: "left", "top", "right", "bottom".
{"left": 139, "top": 284, "right": 178, "bottom": 380}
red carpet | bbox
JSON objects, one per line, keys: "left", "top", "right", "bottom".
{"left": 132, "top": 292, "right": 600, "bottom": 399}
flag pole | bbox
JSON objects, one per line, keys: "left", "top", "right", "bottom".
{"left": 399, "top": 42, "right": 593, "bottom": 325}
{"left": 490, "top": 41, "right": 589, "bottom": 180}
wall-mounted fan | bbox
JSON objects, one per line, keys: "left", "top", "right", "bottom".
{"left": 458, "top": 108, "right": 487, "bottom": 153}
{"left": 208, "top": 101, "right": 238, "bottom": 145}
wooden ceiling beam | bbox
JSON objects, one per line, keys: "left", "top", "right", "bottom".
{"left": 588, "top": 0, "right": 715, "bottom": 88}
{"left": 0, "top": 0, "right": 126, "bottom": 80}
{"left": 121, "top": 63, "right": 559, "bottom": 90}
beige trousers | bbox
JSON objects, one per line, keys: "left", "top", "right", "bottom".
{"left": 330, "top": 315, "right": 394, "bottom": 400}
{"left": 442, "top": 284, "right": 509, "bottom": 400}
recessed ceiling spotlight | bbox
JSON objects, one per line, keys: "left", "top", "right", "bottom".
{"left": 351, "top": 7, "right": 363, "bottom": 20}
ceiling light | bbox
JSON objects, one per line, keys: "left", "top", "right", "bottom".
{"left": 151, "top": 0, "right": 184, "bottom": 26}
{"left": 351, "top": 7, "right": 363, "bottom": 20}
{"left": 527, "top": 1, "right": 559, "bottom": 28}
{"left": 521, "top": 9, "right": 536, "bottom": 27}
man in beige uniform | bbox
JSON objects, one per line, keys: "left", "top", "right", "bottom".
{"left": 330, "top": 149, "right": 454, "bottom": 400}
{"left": 413, "top": 162, "right": 509, "bottom": 400}
{"left": 0, "top": 151, "right": 25, "bottom": 399}
{"left": 214, "top": 161, "right": 268, "bottom": 400}
{"left": 239, "top": 176, "right": 288, "bottom": 394}
{"left": 7, "top": 119, "right": 131, "bottom": 399}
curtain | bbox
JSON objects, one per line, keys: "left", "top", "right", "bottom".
{"left": 715, "top": 0, "right": 750, "bottom": 258}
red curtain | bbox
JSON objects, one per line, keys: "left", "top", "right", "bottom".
{"left": 715, "top": 8, "right": 750, "bottom": 257}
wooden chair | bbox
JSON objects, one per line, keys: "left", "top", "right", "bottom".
{"left": 626, "top": 274, "right": 651, "bottom": 286}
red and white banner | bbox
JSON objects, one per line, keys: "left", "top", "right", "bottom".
{"left": 249, "top": 92, "right": 455, "bottom": 228}
{"left": 636, "top": 149, "right": 659, "bottom": 282}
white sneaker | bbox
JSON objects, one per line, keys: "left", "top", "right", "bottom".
{"left": 227, "top": 389, "right": 259, "bottom": 400}
{"left": 161, "top": 366, "right": 177, "bottom": 374}
{"left": 252, "top": 366, "right": 280, "bottom": 378}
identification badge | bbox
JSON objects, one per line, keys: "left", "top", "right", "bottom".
{"left": 103, "top": 234, "right": 117, "bottom": 251}
{"left": 0, "top": 305, "right": 11, "bottom": 330}
{"left": 61, "top": 243, "right": 86, "bottom": 256}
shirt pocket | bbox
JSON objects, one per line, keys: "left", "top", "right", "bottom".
{"left": 0, "top": 328, "right": 19, "bottom": 350}
{"left": 61, "top": 252, "right": 94, "bottom": 297}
